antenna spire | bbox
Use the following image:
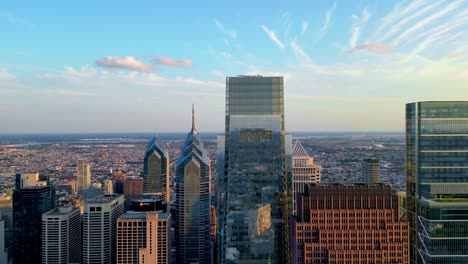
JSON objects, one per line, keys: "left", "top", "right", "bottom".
{"left": 191, "top": 104, "right": 196, "bottom": 133}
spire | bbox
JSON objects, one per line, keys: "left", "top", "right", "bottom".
{"left": 191, "top": 104, "right": 197, "bottom": 134}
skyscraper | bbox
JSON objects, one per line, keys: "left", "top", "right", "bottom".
{"left": 42, "top": 207, "right": 81, "bottom": 264}
{"left": 143, "top": 134, "right": 170, "bottom": 202}
{"left": 406, "top": 101, "right": 468, "bottom": 264}
{"left": 363, "top": 158, "right": 380, "bottom": 183}
{"left": 117, "top": 210, "right": 171, "bottom": 264}
{"left": 13, "top": 173, "right": 55, "bottom": 264}
{"left": 175, "top": 106, "right": 211, "bottom": 264}
{"left": 218, "top": 75, "right": 287, "bottom": 263}
{"left": 291, "top": 140, "right": 321, "bottom": 215}
{"left": 290, "top": 183, "right": 409, "bottom": 264}
{"left": 77, "top": 159, "right": 91, "bottom": 195}
{"left": 82, "top": 194, "right": 124, "bottom": 264}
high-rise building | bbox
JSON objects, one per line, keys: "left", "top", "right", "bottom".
{"left": 42, "top": 206, "right": 81, "bottom": 264}
{"left": 291, "top": 183, "right": 409, "bottom": 264}
{"left": 0, "top": 193, "right": 12, "bottom": 261}
{"left": 0, "top": 213, "right": 8, "bottom": 264}
{"left": 124, "top": 176, "right": 144, "bottom": 200}
{"left": 104, "top": 179, "right": 114, "bottom": 195}
{"left": 291, "top": 140, "right": 321, "bottom": 215}
{"left": 143, "top": 135, "right": 170, "bottom": 202}
{"left": 82, "top": 194, "right": 124, "bottom": 264}
{"left": 363, "top": 158, "right": 380, "bottom": 183}
{"left": 13, "top": 173, "right": 55, "bottom": 264}
{"left": 218, "top": 75, "right": 287, "bottom": 263}
{"left": 77, "top": 159, "right": 91, "bottom": 195}
{"left": 175, "top": 106, "right": 211, "bottom": 264}
{"left": 406, "top": 101, "right": 468, "bottom": 264}
{"left": 117, "top": 209, "right": 171, "bottom": 264}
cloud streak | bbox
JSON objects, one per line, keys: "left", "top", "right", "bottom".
{"left": 214, "top": 19, "right": 237, "bottom": 40}
{"left": 261, "top": 25, "right": 285, "bottom": 48}
{"left": 154, "top": 57, "right": 193, "bottom": 68}
{"left": 291, "top": 40, "right": 312, "bottom": 64}
{"left": 318, "top": 2, "right": 337, "bottom": 41}
{"left": 96, "top": 56, "right": 153, "bottom": 72}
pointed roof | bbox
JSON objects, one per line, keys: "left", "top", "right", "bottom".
{"left": 292, "top": 140, "right": 309, "bottom": 157}
{"left": 191, "top": 104, "right": 197, "bottom": 135}
{"left": 145, "top": 133, "right": 165, "bottom": 154}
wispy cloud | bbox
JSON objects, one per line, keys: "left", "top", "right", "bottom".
{"left": 211, "top": 70, "right": 225, "bottom": 77}
{"left": 318, "top": 2, "right": 337, "bottom": 41}
{"left": 301, "top": 21, "right": 309, "bottom": 35}
{"left": 349, "top": 8, "right": 371, "bottom": 48}
{"left": 214, "top": 19, "right": 237, "bottom": 40}
{"left": 349, "top": 42, "right": 392, "bottom": 53}
{"left": 392, "top": 0, "right": 464, "bottom": 46}
{"left": 260, "top": 25, "right": 285, "bottom": 48}
{"left": 349, "top": 27, "right": 360, "bottom": 48}
{"left": 96, "top": 56, "right": 153, "bottom": 72}
{"left": 0, "top": 69, "right": 16, "bottom": 80}
{"left": 290, "top": 40, "right": 312, "bottom": 64}
{"left": 154, "top": 57, "right": 193, "bottom": 68}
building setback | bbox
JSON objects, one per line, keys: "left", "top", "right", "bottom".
{"left": 175, "top": 106, "right": 212, "bottom": 264}
{"left": 117, "top": 211, "right": 171, "bottom": 264}
{"left": 292, "top": 140, "right": 321, "bottom": 215}
{"left": 291, "top": 183, "right": 409, "bottom": 264}
{"left": 82, "top": 194, "right": 124, "bottom": 264}
{"left": 42, "top": 206, "right": 81, "bottom": 264}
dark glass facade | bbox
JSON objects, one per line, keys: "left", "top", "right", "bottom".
{"left": 406, "top": 102, "right": 468, "bottom": 264}
{"left": 218, "top": 76, "right": 288, "bottom": 263}
{"left": 12, "top": 174, "right": 55, "bottom": 264}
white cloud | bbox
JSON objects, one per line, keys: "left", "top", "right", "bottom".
{"left": 211, "top": 70, "right": 225, "bottom": 77}
{"left": 301, "top": 21, "right": 309, "bottom": 35}
{"left": 290, "top": 40, "right": 312, "bottom": 64}
{"left": 260, "top": 25, "right": 285, "bottom": 48}
{"left": 96, "top": 56, "right": 153, "bottom": 72}
{"left": 154, "top": 57, "right": 193, "bottom": 68}
{"left": 317, "top": 2, "right": 337, "bottom": 41}
{"left": 350, "top": 27, "right": 360, "bottom": 48}
{"left": 0, "top": 69, "right": 16, "bottom": 80}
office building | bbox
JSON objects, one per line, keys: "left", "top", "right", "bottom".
{"left": 143, "top": 135, "right": 170, "bottom": 202}
{"left": 363, "top": 158, "right": 380, "bottom": 183}
{"left": 77, "top": 159, "right": 91, "bottom": 195}
{"left": 175, "top": 106, "right": 211, "bottom": 264}
{"left": 42, "top": 207, "right": 81, "bottom": 264}
{"left": 104, "top": 179, "right": 113, "bottom": 194}
{"left": 218, "top": 75, "right": 287, "bottom": 263}
{"left": 0, "top": 193, "right": 12, "bottom": 261}
{"left": 124, "top": 176, "right": 144, "bottom": 200}
{"left": 83, "top": 194, "right": 125, "bottom": 264}
{"left": 291, "top": 183, "right": 409, "bottom": 264}
{"left": 406, "top": 101, "right": 468, "bottom": 264}
{"left": 117, "top": 209, "right": 171, "bottom": 264}
{"left": 0, "top": 214, "right": 7, "bottom": 264}
{"left": 13, "top": 173, "right": 55, "bottom": 264}
{"left": 291, "top": 140, "right": 321, "bottom": 214}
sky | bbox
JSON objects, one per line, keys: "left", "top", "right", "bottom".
{"left": 0, "top": 0, "right": 467, "bottom": 133}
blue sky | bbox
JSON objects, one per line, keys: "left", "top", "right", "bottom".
{"left": 1, "top": 0, "right": 467, "bottom": 133}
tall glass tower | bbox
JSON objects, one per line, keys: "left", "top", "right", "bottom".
{"left": 143, "top": 134, "right": 170, "bottom": 202}
{"left": 406, "top": 101, "right": 468, "bottom": 264}
{"left": 218, "top": 76, "right": 287, "bottom": 263}
{"left": 175, "top": 106, "right": 212, "bottom": 264}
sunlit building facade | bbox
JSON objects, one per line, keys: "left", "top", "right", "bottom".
{"left": 218, "top": 76, "right": 288, "bottom": 263}
{"left": 406, "top": 101, "right": 468, "bottom": 264}
{"left": 363, "top": 158, "right": 380, "bottom": 183}
{"left": 292, "top": 140, "right": 321, "bottom": 215}
{"left": 291, "top": 183, "right": 409, "bottom": 264}
{"left": 143, "top": 135, "right": 170, "bottom": 202}
{"left": 77, "top": 159, "right": 91, "bottom": 195}
{"left": 175, "top": 107, "right": 212, "bottom": 264}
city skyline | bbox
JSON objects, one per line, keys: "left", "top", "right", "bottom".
{"left": 1, "top": 1, "right": 467, "bottom": 133}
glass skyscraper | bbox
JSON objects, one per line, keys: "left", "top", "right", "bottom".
{"left": 175, "top": 106, "right": 212, "bottom": 264}
{"left": 406, "top": 101, "right": 468, "bottom": 264}
{"left": 143, "top": 134, "right": 170, "bottom": 202}
{"left": 218, "top": 76, "right": 288, "bottom": 263}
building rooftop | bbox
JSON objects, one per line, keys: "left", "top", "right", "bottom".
{"left": 85, "top": 193, "right": 123, "bottom": 204}
{"left": 119, "top": 210, "right": 170, "bottom": 220}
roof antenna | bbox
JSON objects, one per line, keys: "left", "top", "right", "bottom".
{"left": 191, "top": 104, "right": 197, "bottom": 134}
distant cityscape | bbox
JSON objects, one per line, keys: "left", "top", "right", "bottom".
{"left": 0, "top": 76, "right": 466, "bottom": 264}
